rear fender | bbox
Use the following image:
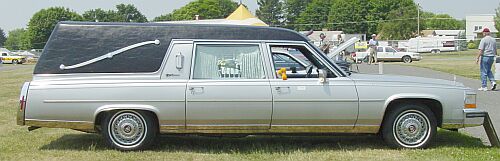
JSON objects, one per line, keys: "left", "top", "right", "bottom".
{"left": 94, "top": 104, "right": 160, "bottom": 122}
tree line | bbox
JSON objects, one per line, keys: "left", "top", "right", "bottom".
{"left": 0, "top": 0, "right": 498, "bottom": 50}
{"left": 259, "top": 0, "right": 465, "bottom": 39}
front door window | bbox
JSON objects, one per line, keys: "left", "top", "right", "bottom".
{"left": 271, "top": 45, "right": 335, "bottom": 79}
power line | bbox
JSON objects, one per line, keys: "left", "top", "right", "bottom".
{"left": 279, "top": 17, "right": 461, "bottom": 26}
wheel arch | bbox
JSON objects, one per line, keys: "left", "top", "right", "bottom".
{"left": 402, "top": 55, "right": 412, "bottom": 62}
{"left": 93, "top": 104, "right": 160, "bottom": 131}
{"left": 382, "top": 94, "right": 443, "bottom": 127}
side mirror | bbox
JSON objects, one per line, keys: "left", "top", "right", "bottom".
{"left": 318, "top": 69, "right": 328, "bottom": 83}
{"left": 277, "top": 68, "right": 287, "bottom": 80}
{"left": 290, "top": 67, "right": 297, "bottom": 73}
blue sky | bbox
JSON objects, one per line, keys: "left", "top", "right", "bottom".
{"left": 0, "top": 0, "right": 499, "bottom": 33}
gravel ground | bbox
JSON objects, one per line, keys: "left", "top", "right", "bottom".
{"left": 353, "top": 63, "right": 499, "bottom": 146}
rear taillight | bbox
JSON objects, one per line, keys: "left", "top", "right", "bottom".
{"left": 20, "top": 95, "right": 26, "bottom": 111}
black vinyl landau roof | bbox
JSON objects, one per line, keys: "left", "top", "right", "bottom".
{"left": 34, "top": 21, "right": 309, "bottom": 74}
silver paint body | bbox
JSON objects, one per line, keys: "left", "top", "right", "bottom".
{"left": 21, "top": 40, "right": 483, "bottom": 133}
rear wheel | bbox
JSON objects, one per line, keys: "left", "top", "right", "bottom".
{"left": 431, "top": 50, "right": 440, "bottom": 54}
{"left": 12, "top": 59, "right": 18, "bottom": 64}
{"left": 402, "top": 56, "right": 412, "bottom": 63}
{"left": 382, "top": 103, "right": 437, "bottom": 149}
{"left": 101, "top": 110, "right": 157, "bottom": 151}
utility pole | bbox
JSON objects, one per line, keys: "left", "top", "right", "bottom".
{"left": 417, "top": 3, "right": 420, "bottom": 36}
{"left": 417, "top": 3, "right": 420, "bottom": 53}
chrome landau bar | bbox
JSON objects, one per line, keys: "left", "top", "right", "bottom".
{"left": 59, "top": 39, "right": 160, "bottom": 70}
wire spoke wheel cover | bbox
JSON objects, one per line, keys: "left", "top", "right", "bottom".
{"left": 108, "top": 111, "right": 147, "bottom": 148}
{"left": 393, "top": 110, "right": 431, "bottom": 148}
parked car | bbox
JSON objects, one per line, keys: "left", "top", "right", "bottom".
{"left": 18, "top": 22, "right": 486, "bottom": 150}
{"left": 354, "top": 46, "right": 421, "bottom": 63}
{"left": 1, "top": 51, "right": 27, "bottom": 64}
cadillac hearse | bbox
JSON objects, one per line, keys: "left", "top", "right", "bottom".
{"left": 17, "top": 22, "right": 486, "bottom": 150}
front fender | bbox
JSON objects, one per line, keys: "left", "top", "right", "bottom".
{"left": 383, "top": 93, "right": 442, "bottom": 111}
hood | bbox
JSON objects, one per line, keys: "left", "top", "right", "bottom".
{"left": 327, "top": 37, "right": 359, "bottom": 59}
{"left": 350, "top": 73, "right": 466, "bottom": 88}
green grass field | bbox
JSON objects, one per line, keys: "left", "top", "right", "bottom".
{"left": 0, "top": 64, "right": 499, "bottom": 161}
{"left": 398, "top": 50, "right": 500, "bottom": 80}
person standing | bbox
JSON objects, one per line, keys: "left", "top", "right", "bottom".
{"left": 368, "top": 34, "right": 379, "bottom": 65}
{"left": 476, "top": 28, "right": 498, "bottom": 91}
{"left": 319, "top": 33, "right": 330, "bottom": 54}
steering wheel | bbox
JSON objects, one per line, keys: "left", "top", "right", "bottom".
{"left": 305, "top": 65, "right": 314, "bottom": 78}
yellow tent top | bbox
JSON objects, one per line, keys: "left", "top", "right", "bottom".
{"left": 226, "top": 5, "right": 268, "bottom": 26}
{"left": 157, "top": 4, "right": 268, "bottom": 27}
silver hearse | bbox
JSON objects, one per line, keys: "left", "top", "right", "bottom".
{"left": 18, "top": 22, "right": 486, "bottom": 150}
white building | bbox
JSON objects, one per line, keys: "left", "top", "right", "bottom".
{"left": 465, "top": 14, "right": 498, "bottom": 40}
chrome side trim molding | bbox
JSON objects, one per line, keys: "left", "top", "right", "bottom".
{"left": 25, "top": 119, "right": 95, "bottom": 132}
{"left": 59, "top": 39, "right": 161, "bottom": 70}
{"left": 44, "top": 99, "right": 184, "bottom": 103}
{"left": 359, "top": 99, "right": 385, "bottom": 102}
{"left": 22, "top": 119, "right": 380, "bottom": 134}
{"left": 159, "top": 125, "right": 380, "bottom": 134}
{"left": 274, "top": 99, "right": 358, "bottom": 102}
{"left": 187, "top": 99, "right": 271, "bottom": 102}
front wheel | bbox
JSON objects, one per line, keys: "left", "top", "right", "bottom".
{"left": 101, "top": 110, "right": 157, "bottom": 151}
{"left": 382, "top": 103, "right": 437, "bottom": 148}
{"left": 402, "top": 56, "right": 412, "bottom": 63}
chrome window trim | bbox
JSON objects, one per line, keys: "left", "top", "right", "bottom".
{"left": 189, "top": 41, "right": 269, "bottom": 80}
{"left": 43, "top": 99, "right": 185, "bottom": 103}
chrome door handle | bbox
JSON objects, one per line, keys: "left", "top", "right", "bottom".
{"left": 275, "top": 87, "right": 290, "bottom": 94}
{"left": 189, "top": 87, "right": 204, "bottom": 94}
{"left": 275, "top": 86, "right": 290, "bottom": 90}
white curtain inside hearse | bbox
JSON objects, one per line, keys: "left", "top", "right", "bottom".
{"left": 193, "top": 44, "right": 266, "bottom": 79}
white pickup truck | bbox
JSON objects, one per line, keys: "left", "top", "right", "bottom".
{"left": 354, "top": 46, "right": 421, "bottom": 63}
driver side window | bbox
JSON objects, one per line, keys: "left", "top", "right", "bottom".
{"left": 270, "top": 45, "right": 335, "bottom": 79}
{"left": 377, "top": 47, "right": 384, "bottom": 52}
{"left": 386, "top": 47, "right": 396, "bottom": 52}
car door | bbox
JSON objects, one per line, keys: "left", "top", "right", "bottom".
{"left": 385, "top": 47, "right": 397, "bottom": 60}
{"left": 267, "top": 43, "right": 359, "bottom": 131}
{"left": 1, "top": 53, "right": 9, "bottom": 63}
{"left": 186, "top": 42, "right": 273, "bottom": 130}
{"left": 158, "top": 40, "right": 194, "bottom": 129}
{"left": 376, "top": 46, "right": 386, "bottom": 60}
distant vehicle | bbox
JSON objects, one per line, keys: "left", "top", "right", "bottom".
{"left": 406, "top": 37, "right": 457, "bottom": 53}
{"left": 1, "top": 51, "right": 27, "bottom": 64}
{"left": 354, "top": 46, "right": 421, "bottom": 63}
